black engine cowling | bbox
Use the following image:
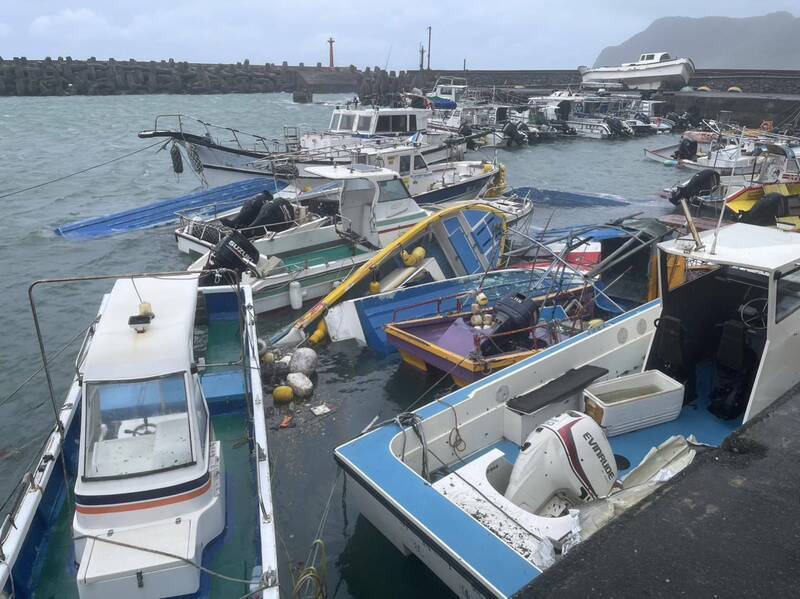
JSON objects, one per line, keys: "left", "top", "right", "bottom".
{"left": 502, "top": 122, "right": 527, "bottom": 146}
{"left": 200, "top": 230, "right": 260, "bottom": 285}
{"left": 672, "top": 138, "right": 699, "bottom": 161}
{"left": 219, "top": 192, "right": 270, "bottom": 229}
{"left": 739, "top": 192, "right": 800, "bottom": 225}
{"left": 479, "top": 292, "right": 539, "bottom": 356}
{"left": 244, "top": 198, "right": 296, "bottom": 238}
{"left": 669, "top": 169, "right": 720, "bottom": 206}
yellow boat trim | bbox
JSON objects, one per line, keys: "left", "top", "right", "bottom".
{"left": 293, "top": 203, "right": 508, "bottom": 332}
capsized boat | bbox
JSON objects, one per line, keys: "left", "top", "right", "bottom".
{"left": 0, "top": 273, "right": 278, "bottom": 598}
{"left": 579, "top": 52, "right": 695, "bottom": 90}
{"left": 269, "top": 201, "right": 509, "bottom": 347}
{"left": 335, "top": 222, "right": 800, "bottom": 598}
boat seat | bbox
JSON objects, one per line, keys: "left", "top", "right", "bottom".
{"left": 652, "top": 315, "right": 688, "bottom": 368}
{"left": 506, "top": 365, "right": 608, "bottom": 415}
{"left": 716, "top": 319, "right": 746, "bottom": 371}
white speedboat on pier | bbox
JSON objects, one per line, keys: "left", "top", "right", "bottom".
{"left": 579, "top": 52, "right": 695, "bottom": 90}
{"left": 335, "top": 222, "right": 800, "bottom": 598}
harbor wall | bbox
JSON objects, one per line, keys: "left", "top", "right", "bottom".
{"left": 3, "top": 57, "right": 800, "bottom": 98}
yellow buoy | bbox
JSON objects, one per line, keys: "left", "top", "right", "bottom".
{"left": 476, "top": 292, "right": 489, "bottom": 306}
{"left": 587, "top": 318, "right": 604, "bottom": 330}
{"left": 400, "top": 250, "right": 416, "bottom": 267}
{"left": 308, "top": 320, "right": 328, "bottom": 345}
{"left": 411, "top": 246, "right": 426, "bottom": 262}
{"left": 303, "top": 186, "right": 312, "bottom": 193}
{"left": 483, "top": 163, "right": 494, "bottom": 173}
{"left": 273, "top": 385, "right": 294, "bottom": 403}
{"left": 369, "top": 280, "right": 382, "bottom": 294}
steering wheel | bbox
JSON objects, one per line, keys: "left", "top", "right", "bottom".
{"left": 740, "top": 297, "right": 768, "bottom": 330}
{"left": 130, "top": 418, "right": 157, "bottom": 436}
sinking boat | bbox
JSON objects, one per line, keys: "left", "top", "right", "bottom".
{"left": 269, "top": 201, "right": 509, "bottom": 346}
{"left": 323, "top": 268, "right": 580, "bottom": 355}
{"left": 175, "top": 151, "right": 503, "bottom": 256}
{"left": 335, "top": 221, "right": 800, "bottom": 598}
{"left": 0, "top": 273, "right": 278, "bottom": 598}
{"left": 579, "top": 52, "right": 695, "bottom": 90}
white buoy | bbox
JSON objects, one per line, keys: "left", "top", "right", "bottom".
{"left": 289, "top": 281, "right": 303, "bottom": 310}
{"left": 287, "top": 372, "right": 314, "bottom": 398}
{"left": 289, "top": 347, "right": 318, "bottom": 375}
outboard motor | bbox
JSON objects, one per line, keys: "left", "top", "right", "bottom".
{"left": 505, "top": 411, "right": 617, "bottom": 515}
{"left": 740, "top": 192, "right": 798, "bottom": 225}
{"left": 244, "top": 197, "right": 296, "bottom": 238}
{"left": 458, "top": 122, "right": 477, "bottom": 151}
{"left": 603, "top": 117, "right": 631, "bottom": 137}
{"left": 502, "top": 122, "right": 527, "bottom": 147}
{"left": 634, "top": 112, "right": 651, "bottom": 124}
{"left": 200, "top": 230, "right": 260, "bottom": 286}
{"left": 219, "top": 192, "right": 270, "bottom": 229}
{"left": 479, "top": 292, "right": 539, "bottom": 356}
{"left": 672, "top": 137, "right": 698, "bottom": 161}
{"left": 669, "top": 168, "right": 720, "bottom": 206}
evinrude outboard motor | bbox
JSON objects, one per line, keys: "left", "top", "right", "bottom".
{"left": 505, "top": 411, "right": 617, "bottom": 515}
{"left": 220, "top": 192, "right": 270, "bottom": 229}
{"left": 479, "top": 292, "right": 539, "bottom": 356}
{"left": 672, "top": 137, "right": 698, "bottom": 161}
{"left": 244, "top": 197, "right": 296, "bottom": 238}
{"left": 502, "top": 122, "right": 527, "bottom": 147}
{"left": 200, "top": 230, "right": 260, "bottom": 286}
{"left": 669, "top": 168, "right": 720, "bottom": 206}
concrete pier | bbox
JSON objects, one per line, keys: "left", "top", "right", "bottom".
{"left": 518, "top": 386, "right": 800, "bottom": 598}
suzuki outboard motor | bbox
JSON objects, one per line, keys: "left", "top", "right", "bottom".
{"left": 219, "top": 192, "right": 270, "bottom": 229}
{"left": 502, "top": 122, "right": 527, "bottom": 147}
{"left": 479, "top": 292, "right": 539, "bottom": 356}
{"left": 604, "top": 117, "right": 631, "bottom": 137}
{"left": 200, "top": 230, "right": 260, "bottom": 286}
{"left": 669, "top": 168, "right": 720, "bottom": 205}
{"left": 244, "top": 197, "right": 295, "bottom": 238}
{"left": 505, "top": 411, "right": 617, "bottom": 515}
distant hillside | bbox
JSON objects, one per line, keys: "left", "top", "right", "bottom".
{"left": 594, "top": 12, "right": 800, "bottom": 69}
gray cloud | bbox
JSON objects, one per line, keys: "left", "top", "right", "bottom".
{"left": 1, "top": 1, "right": 797, "bottom": 69}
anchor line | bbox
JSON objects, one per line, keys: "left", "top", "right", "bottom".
{"left": 0, "top": 139, "right": 166, "bottom": 201}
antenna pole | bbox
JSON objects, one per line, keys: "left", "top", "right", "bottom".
{"left": 426, "top": 26, "right": 431, "bottom": 70}
{"left": 419, "top": 43, "right": 425, "bottom": 71}
{"left": 327, "top": 37, "right": 335, "bottom": 69}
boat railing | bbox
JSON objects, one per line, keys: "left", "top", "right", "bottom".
{"left": 151, "top": 113, "right": 284, "bottom": 153}
{"left": 177, "top": 211, "right": 326, "bottom": 243}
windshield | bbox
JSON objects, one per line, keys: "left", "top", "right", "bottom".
{"left": 84, "top": 373, "right": 193, "bottom": 480}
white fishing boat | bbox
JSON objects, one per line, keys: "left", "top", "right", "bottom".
{"left": 139, "top": 106, "right": 463, "bottom": 187}
{"left": 0, "top": 273, "right": 278, "bottom": 598}
{"left": 579, "top": 52, "right": 695, "bottom": 90}
{"left": 335, "top": 222, "right": 800, "bottom": 598}
{"left": 427, "top": 76, "right": 468, "bottom": 109}
{"left": 175, "top": 154, "right": 502, "bottom": 257}
{"left": 527, "top": 92, "right": 634, "bottom": 139}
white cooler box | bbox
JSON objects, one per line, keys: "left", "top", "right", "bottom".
{"left": 583, "top": 370, "right": 684, "bottom": 437}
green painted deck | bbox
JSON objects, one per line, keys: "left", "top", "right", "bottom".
{"left": 205, "top": 318, "right": 242, "bottom": 366}
{"left": 281, "top": 242, "right": 369, "bottom": 271}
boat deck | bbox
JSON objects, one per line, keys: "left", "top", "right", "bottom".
{"left": 24, "top": 294, "right": 262, "bottom": 598}
{"left": 280, "top": 241, "right": 369, "bottom": 271}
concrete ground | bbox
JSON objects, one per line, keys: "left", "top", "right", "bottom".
{"left": 518, "top": 387, "right": 800, "bottom": 598}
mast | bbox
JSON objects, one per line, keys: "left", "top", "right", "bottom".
{"left": 426, "top": 26, "right": 431, "bottom": 70}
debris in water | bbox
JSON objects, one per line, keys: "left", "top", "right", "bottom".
{"left": 310, "top": 404, "right": 332, "bottom": 417}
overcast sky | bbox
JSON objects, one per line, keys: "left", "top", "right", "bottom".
{"left": 0, "top": 2, "right": 796, "bottom": 69}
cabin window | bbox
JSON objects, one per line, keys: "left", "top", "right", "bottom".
{"left": 776, "top": 269, "right": 800, "bottom": 322}
{"left": 413, "top": 155, "right": 427, "bottom": 171}
{"left": 339, "top": 114, "right": 356, "bottom": 131}
{"left": 391, "top": 115, "right": 408, "bottom": 132}
{"left": 409, "top": 115, "right": 417, "bottom": 131}
{"left": 440, "top": 86, "right": 453, "bottom": 96}
{"left": 399, "top": 155, "right": 411, "bottom": 175}
{"left": 357, "top": 115, "right": 372, "bottom": 133}
{"left": 645, "top": 54, "right": 655, "bottom": 61}
{"left": 330, "top": 114, "right": 341, "bottom": 130}
{"left": 83, "top": 373, "right": 193, "bottom": 480}
{"left": 377, "top": 179, "right": 410, "bottom": 202}
{"left": 376, "top": 115, "right": 391, "bottom": 133}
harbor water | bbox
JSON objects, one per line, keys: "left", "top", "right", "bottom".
{"left": 0, "top": 93, "right": 684, "bottom": 597}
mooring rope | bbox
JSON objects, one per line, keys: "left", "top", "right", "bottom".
{"left": 0, "top": 139, "right": 167, "bottom": 201}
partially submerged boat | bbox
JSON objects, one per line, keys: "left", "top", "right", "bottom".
{"left": 579, "top": 52, "right": 695, "bottom": 90}
{"left": 335, "top": 221, "right": 800, "bottom": 597}
{"left": 0, "top": 273, "right": 278, "bottom": 598}
{"left": 175, "top": 153, "right": 500, "bottom": 257}
{"left": 270, "top": 201, "right": 509, "bottom": 346}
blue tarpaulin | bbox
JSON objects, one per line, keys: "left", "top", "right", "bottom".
{"left": 55, "top": 177, "right": 287, "bottom": 240}
{"left": 512, "top": 187, "right": 630, "bottom": 207}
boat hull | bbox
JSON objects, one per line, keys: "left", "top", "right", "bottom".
{"left": 581, "top": 59, "right": 694, "bottom": 90}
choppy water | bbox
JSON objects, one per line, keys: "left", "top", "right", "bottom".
{"left": 0, "top": 93, "right": 684, "bottom": 597}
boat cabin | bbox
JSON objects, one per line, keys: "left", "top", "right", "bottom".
{"left": 633, "top": 52, "right": 672, "bottom": 64}
{"left": 427, "top": 77, "right": 468, "bottom": 107}
{"left": 327, "top": 107, "right": 430, "bottom": 137}
{"left": 304, "top": 164, "right": 426, "bottom": 248}
{"left": 74, "top": 277, "right": 224, "bottom": 597}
